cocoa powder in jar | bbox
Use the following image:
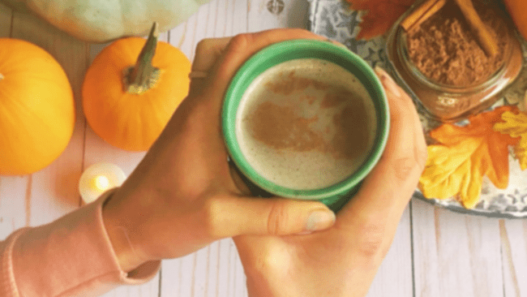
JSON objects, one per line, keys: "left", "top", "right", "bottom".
{"left": 407, "top": 1, "right": 508, "bottom": 87}
{"left": 385, "top": 1, "right": 524, "bottom": 121}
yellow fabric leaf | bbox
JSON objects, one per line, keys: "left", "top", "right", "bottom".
{"left": 421, "top": 138, "right": 484, "bottom": 208}
{"left": 419, "top": 106, "right": 518, "bottom": 209}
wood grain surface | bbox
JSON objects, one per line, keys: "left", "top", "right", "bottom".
{"left": 0, "top": 0, "right": 526, "bottom": 296}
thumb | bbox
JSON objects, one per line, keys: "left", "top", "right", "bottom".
{"left": 209, "top": 194, "right": 336, "bottom": 237}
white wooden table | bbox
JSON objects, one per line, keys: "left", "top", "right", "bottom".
{"left": 1, "top": 0, "right": 526, "bottom": 296}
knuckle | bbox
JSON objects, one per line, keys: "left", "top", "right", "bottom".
{"left": 388, "top": 104, "right": 404, "bottom": 125}
{"left": 393, "top": 157, "right": 418, "bottom": 181}
{"left": 266, "top": 202, "right": 289, "bottom": 236}
{"left": 228, "top": 34, "right": 252, "bottom": 52}
{"left": 389, "top": 98, "right": 414, "bottom": 123}
{"left": 196, "top": 38, "right": 212, "bottom": 52}
{"left": 355, "top": 221, "right": 390, "bottom": 260}
{"left": 194, "top": 38, "right": 217, "bottom": 62}
{"left": 214, "top": 34, "right": 253, "bottom": 78}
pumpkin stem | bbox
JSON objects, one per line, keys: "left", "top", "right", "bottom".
{"left": 124, "top": 22, "right": 161, "bottom": 95}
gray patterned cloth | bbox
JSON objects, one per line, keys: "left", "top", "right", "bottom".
{"left": 309, "top": 0, "right": 388, "bottom": 69}
{"left": 308, "top": 0, "right": 527, "bottom": 218}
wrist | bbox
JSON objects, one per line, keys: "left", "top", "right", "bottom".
{"left": 102, "top": 189, "right": 148, "bottom": 272}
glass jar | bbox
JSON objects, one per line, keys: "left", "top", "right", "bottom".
{"left": 385, "top": 1, "right": 523, "bottom": 122}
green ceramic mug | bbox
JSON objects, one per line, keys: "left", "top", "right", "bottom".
{"left": 222, "top": 39, "right": 390, "bottom": 212}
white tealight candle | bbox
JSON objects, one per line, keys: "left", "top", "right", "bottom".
{"left": 79, "top": 163, "right": 126, "bottom": 204}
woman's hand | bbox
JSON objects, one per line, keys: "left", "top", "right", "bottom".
{"left": 101, "top": 29, "right": 338, "bottom": 272}
{"left": 234, "top": 68, "right": 428, "bottom": 297}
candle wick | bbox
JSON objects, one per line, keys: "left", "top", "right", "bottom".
{"left": 95, "top": 176, "right": 111, "bottom": 191}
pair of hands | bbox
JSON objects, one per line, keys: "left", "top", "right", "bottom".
{"left": 102, "top": 29, "right": 427, "bottom": 297}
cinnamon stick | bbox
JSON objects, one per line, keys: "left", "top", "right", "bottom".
{"left": 401, "top": 0, "right": 447, "bottom": 31}
{"left": 453, "top": 0, "right": 498, "bottom": 57}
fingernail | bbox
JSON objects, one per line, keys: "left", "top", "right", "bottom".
{"left": 375, "top": 66, "right": 401, "bottom": 97}
{"left": 305, "top": 210, "right": 336, "bottom": 232}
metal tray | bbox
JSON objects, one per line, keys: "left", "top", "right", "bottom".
{"left": 308, "top": 0, "right": 527, "bottom": 218}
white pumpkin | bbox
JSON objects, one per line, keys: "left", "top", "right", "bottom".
{"left": 1, "top": 0, "right": 211, "bottom": 43}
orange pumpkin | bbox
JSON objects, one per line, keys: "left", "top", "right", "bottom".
{"left": 82, "top": 23, "right": 191, "bottom": 151}
{"left": 0, "top": 38, "right": 75, "bottom": 175}
{"left": 504, "top": 0, "right": 527, "bottom": 40}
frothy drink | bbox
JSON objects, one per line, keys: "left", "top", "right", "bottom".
{"left": 236, "top": 59, "right": 377, "bottom": 190}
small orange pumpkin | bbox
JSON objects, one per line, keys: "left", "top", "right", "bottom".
{"left": 0, "top": 38, "right": 75, "bottom": 175}
{"left": 82, "top": 23, "right": 192, "bottom": 151}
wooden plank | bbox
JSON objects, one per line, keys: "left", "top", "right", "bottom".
{"left": 169, "top": 0, "right": 250, "bottom": 62}
{"left": 9, "top": 11, "right": 87, "bottom": 225}
{"left": 367, "top": 207, "right": 413, "bottom": 297}
{"left": 99, "top": 280, "right": 160, "bottom": 297}
{"left": 169, "top": 0, "right": 211, "bottom": 61}
{"left": 412, "top": 199, "right": 503, "bottom": 297}
{"left": 230, "top": 240, "right": 248, "bottom": 297}
{"left": 161, "top": 238, "right": 246, "bottom": 297}
{"left": 159, "top": 32, "right": 170, "bottom": 43}
{"left": 248, "top": 0, "right": 308, "bottom": 31}
{"left": 0, "top": 176, "right": 28, "bottom": 239}
{"left": 163, "top": 246, "right": 215, "bottom": 297}
{"left": 501, "top": 219, "right": 527, "bottom": 297}
{"left": 0, "top": 2, "right": 11, "bottom": 37}
{"left": 0, "top": 0, "right": 23, "bottom": 243}
{"left": 163, "top": 253, "right": 196, "bottom": 296}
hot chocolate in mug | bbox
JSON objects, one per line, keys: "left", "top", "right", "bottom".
{"left": 222, "top": 39, "right": 390, "bottom": 212}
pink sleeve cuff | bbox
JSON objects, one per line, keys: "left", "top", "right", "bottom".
{"left": 4, "top": 190, "right": 160, "bottom": 297}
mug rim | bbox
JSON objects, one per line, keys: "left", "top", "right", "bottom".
{"left": 222, "top": 39, "right": 390, "bottom": 200}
